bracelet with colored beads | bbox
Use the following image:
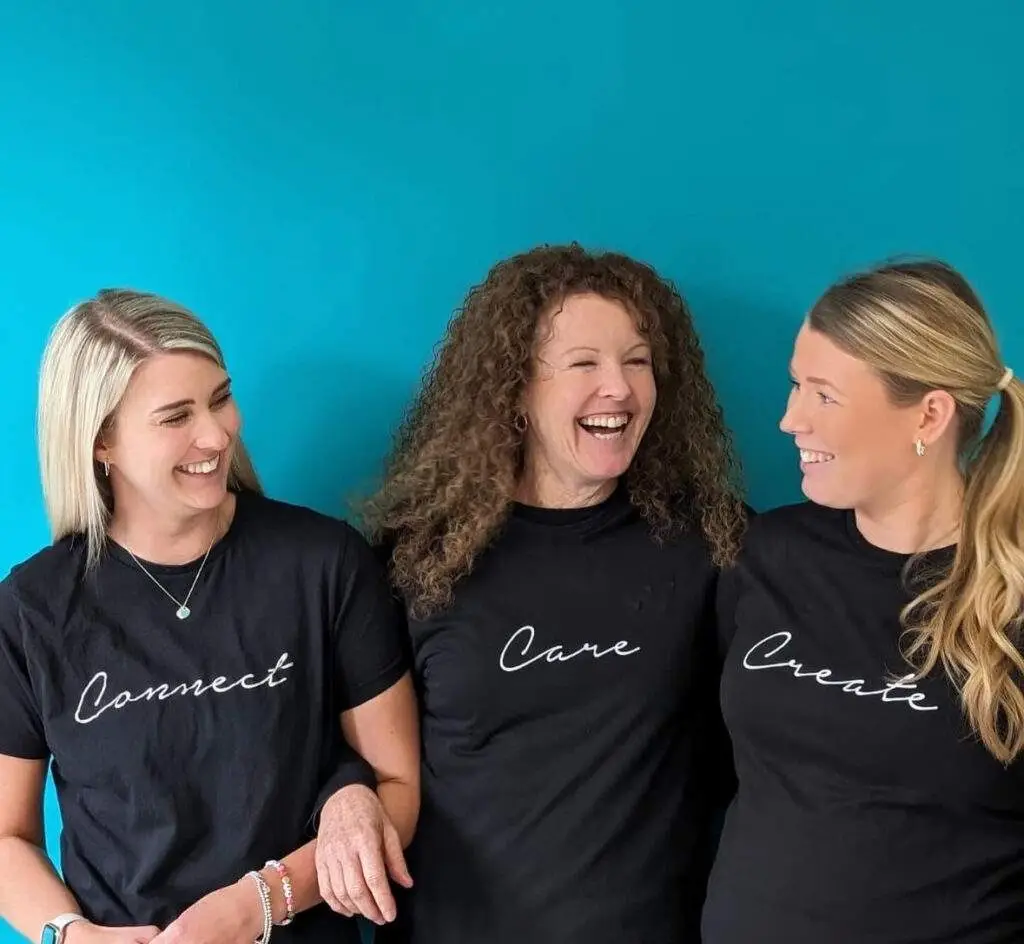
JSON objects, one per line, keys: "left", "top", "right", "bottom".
{"left": 264, "top": 859, "right": 295, "bottom": 926}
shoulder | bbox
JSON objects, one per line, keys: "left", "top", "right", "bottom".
{"left": 235, "top": 491, "right": 378, "bottom": 570}
{"left": 237, "top": 491, "right": 363, "bottom": 544}
{"left": 1, "top": 538, "right": 86, "bottom": 657}
{"left": 742, "top": 500, "right": 845, "bottom": 554}
{"left": 624, "top": 498, "right": 722, "bottom": 583}
{"left": 6, "top": 536, "right": 84, "bottom": 584}
{"left": 3, "top": 537, "right": 86, "bottom": 619}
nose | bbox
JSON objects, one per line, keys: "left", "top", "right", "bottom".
{"left": 779, "top": 387, "right": 811, "bottom": 435}
{"left": 193, "top": 409, "right": 232, "bottom": 452}
{"left": 597, "top": 362, "right": 631, "bottom": 400}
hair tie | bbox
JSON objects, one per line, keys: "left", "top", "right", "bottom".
{"left": 997, "top": 366, "right": 1014, "bottom": 392}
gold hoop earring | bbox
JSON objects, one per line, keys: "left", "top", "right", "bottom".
{"left": 914, "top": 439, "right": 926, "bottom": 457}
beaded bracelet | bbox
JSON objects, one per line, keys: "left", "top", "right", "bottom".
{"left": 264, "top": 859, "right": 295, "bottom": 926}
{"left": 245, "top": 870, "right": 274, "bottom": 944}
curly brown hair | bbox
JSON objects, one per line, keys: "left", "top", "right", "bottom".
{"left": 362, "top": 242, "right": 747, "bottom": 618}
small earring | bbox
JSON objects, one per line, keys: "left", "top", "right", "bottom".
{"left": 513, "top": 413, "right": 528, "bottom": 434}
{"left": 914, "top": 439, "right": 926, "bottom": 457}
{"left": 102, "top": 460, "right": 110, "bottom": 476}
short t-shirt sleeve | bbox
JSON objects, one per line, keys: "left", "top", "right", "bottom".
{"left": 332, "top": 528, "right": 409, "bottom": 712}
{"left": 0, "top": 583, "right": 48, "bottom": 759}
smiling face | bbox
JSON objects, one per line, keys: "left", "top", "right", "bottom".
{"left": 780, "top": 321, "right": 931, "bottom": 511}
{"left": 97, "top": 351, "right": 241, "bottom": 527}
{"left": 518, "top": 292, "right": 657, "bottom": 507}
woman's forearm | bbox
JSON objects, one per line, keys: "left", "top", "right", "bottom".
{"left": 378, "top": 778, "right": 419, "bottom": 848}
{"left": 242, "top": 840, "right": 322, "bottom": 923}
{"left": 0, "top": 835, "right": 81, "bottom": 942}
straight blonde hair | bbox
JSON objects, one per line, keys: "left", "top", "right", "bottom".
{"left": 810, "top": 260, "right": 1024, "bottom": 763}
{"left": 38, "top": 288, "right": 261, "bottom": 567}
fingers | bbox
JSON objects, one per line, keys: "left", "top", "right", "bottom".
{"left": 316, "top": 846, "right": 354, "bottom": 917}
{"left": 382, "top": 820, "right": 414, "bottom": 889}
{"left": 316, "top": 787, "right": 406, "bottom": 924}
{"left": 342, "top": 849, "right": 385, "bottom": 925}
{"left": 359, "top": 844, "right": 398, "bottom": 924}
{"left": 332, "top": 851, "right": 360, "bottom": 919}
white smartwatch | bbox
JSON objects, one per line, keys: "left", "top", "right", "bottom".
{"left": 40, "top": 913, "right": 85, "bottom": 944}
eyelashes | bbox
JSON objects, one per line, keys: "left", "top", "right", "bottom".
{"left": 569, "top": 357, "right": 652, "bottom": 369}
{"left": 789, "top": 380, "right": 836, "bottom": 405}
{"left": 161, "top": 392, "right": 233, "bottom": 427}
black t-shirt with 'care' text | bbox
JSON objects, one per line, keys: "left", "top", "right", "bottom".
{"left": 382, "top": 487, "right": 728, "bottom": 944}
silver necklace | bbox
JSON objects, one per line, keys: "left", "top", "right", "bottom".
{"left": 126, "top": 529, "right": 218, "bottom": 620}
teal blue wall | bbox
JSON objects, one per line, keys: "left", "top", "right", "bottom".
{"left": 1, "top": 2, "right": 1021, "bottom": 940}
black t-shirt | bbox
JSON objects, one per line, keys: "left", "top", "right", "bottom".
{"left": 381, "top": 487, "right": 727, "bottom": 944}
{"left": 0, "top": 491, "right": 406, "bottom": 942}
{"left": 703, "top": 501, "right": 1024, "bottom": 944}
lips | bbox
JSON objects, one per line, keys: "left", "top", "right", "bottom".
{"left": 799, "top": 447, "right": 835, "bottom": 464}
{"left": 577, "top": 412, "right": 632, "bottom": 438}
{"left": 176, "top": 453, "right": 221, "bottom": 475}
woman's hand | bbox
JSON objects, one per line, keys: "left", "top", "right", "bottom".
{"left": 148, "top": 880, "right": 262, "bottom": 944}
{"left": 316, "top": 783, "right": 412, "bottom": 925}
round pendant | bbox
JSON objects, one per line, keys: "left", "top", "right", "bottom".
{"left": 176, "top": 605, "right": 191, "bottom": 620}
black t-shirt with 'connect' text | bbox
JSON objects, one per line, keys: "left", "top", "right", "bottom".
{"left": 0, "top": 491, "right": 406, "bottom": 941}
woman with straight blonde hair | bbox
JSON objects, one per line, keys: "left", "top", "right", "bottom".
{"left": 704, "top": 259, "right": 1024, "bottom": 943}
{"left": 0, "top": 290, "right": 419, "bottom": 944}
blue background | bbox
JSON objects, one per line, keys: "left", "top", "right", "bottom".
{"left": 1, "top": 2, "right": 1021, "bottom": 941}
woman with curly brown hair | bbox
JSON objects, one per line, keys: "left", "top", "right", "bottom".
{"left": 364, "top": 242, "right": 746, "bottom": 944}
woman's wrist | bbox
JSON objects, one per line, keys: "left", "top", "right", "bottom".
{"left": 236, "top": 874, "right": 271, "bottom": 940}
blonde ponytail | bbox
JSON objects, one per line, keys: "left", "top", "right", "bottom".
{"left": 903, "top": 373, "right": 1024, "bottom": 763}
{"left": 810, "top": 259, "right": 1024, "bottom": 763}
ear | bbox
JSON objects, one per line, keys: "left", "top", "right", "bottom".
{"left": 915, "top": 390, "right": 958, "bottom": 446}
{"left": 94, "top": 431, "right": 111, "bottom": 465}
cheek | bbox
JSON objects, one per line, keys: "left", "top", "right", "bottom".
{"left": 222, "top": 403, "right": 243, "bottom": 438}
{"left": 635, "top": 372, "right": 656, "bottom": 412}
{"left": 528, "top": 377, "right": 584, "bottom": 431}
{"left": 831, "top": 410, "right": 910, "bottom": 480}
{"left": 121, "top": 432, "right": 187, "bottom": 480}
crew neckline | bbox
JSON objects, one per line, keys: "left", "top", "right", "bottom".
{"left": 511, "top": 482, "right": 629, "bottom": 528}
{"left": 843, "top": 508, "right": 956, "bottom": 571}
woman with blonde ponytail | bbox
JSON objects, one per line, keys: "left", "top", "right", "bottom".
{"left": 704, "top": 259, "right": 1024, "bottom": 944}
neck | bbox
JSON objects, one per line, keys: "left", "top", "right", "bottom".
{"left": 854, "top": 463, "right": 963, "bottom": 554}
{"left": 108, "top": 493, "right": 235, "bottom": 564}
{"left": 516, "top": 465, "right": 617, "bottom": 510}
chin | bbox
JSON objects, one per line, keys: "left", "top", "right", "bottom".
{"left": 800, "top": 478, "right": 854, "bottom": 510}
{"left": 583, "top": 459, "right": 632, "bottom": 483}
{"left": 183, "top": 493, "right": 229, "bottom": 516}
{"left": 175, "top": 474, "right": 229, "bottom": 506}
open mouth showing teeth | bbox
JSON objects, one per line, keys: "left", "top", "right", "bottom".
{"left": 799, "top": 449, "right": 835, "bottom": 464}
{"left": 176, "top": 454, "right": 221, "bottom": 475}
{"left": 578, "top": 413, "right": 632, "bottom": 438}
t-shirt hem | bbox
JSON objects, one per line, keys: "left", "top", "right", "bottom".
{"left": 343, "top": 656, "right": 408, "bottom": 711}
{"left": 0, "top": 740, "right": 48, "bottom": 760}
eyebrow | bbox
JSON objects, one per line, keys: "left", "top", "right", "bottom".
{"left": 790, "top": 366, "right": 844, "bottom": 395}
{"left": 563, "top": 342, "right": 651, "bottom": 356}
{"left": 151, "top": 378, "right": 231, "bottom": 414}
